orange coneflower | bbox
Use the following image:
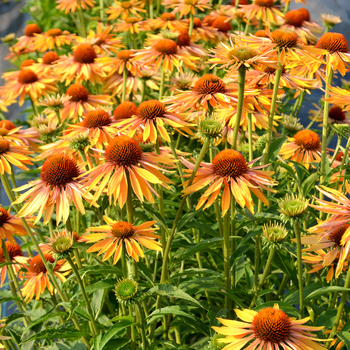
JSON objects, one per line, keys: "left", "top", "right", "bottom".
{"left": 213, "top": 304, "right": 326, "bottom": 350}
{"left": 96, "top": 50, "right": 141, "bottom": 76}
{"left": 279, "top": 129, "right": 322, "bottom": 169}
{"left": 53, "top": 44, "right": 106, "bottom": 85}
{"left": 107, "top": 0, "right": 146, "bottom": 20}
{"left": 170, "top": 0, "right": 211, "bottom": 18}
{"left": 309, "top": 104, "right": 350, "bottom": 125}
{"left": 143, "top": 13, "right": 187, "bottom": 31}
{"left": 60, "top": 84, "right": 114, "bottom": 123}
{"left": 0, "top": 139, "right": 33, "bottom": 174}
{"left": 0, "top": 242, "right": 27, "bottom": 287}
{"left": 315, "top": 32, "right": 350, "bottom": 76}
{"left": 21, "top": 254, "right": 70, "bottom": 302}
{"left": 76, "top": 24, "right": 124, "bottom": 55}
{"left": 33, "top": 28, "right": 75, "bottom": 52}
{"left": 114, "top": 17, "right": 145, "bottom": 34}
{"left": 31, "top": 51, "right": 60, "bottom": 75}
{"left": 115, "top": 100, "right": 193, "bottom": 143}
{"left": 79, "top": 135, "right": 173, "bottom": 207}
{"left": 241, "top": 0, "right": 284, "bottom": 23}
{"left": 165, "top": 74, "right": 242, "bottom": 113}
{"left": 132, "top": 38, "right": 198, "bottom": 73}
{"left": 325, "top": 85, "right": 350, "bottom": 112}
{"left": 189, "top": 17, "right": 218, "bottom": 43}
{"left": 211, "top": 16, "right": 232, "bottom": 40}
{"left": 2, "top": 59, "right": 36, "bottom": 83}
{"left": 182, "top": 149, "right": 276, "bottom": 215}
{"left": 301, "top": 223, "right": 350, "bottom": 279}
{"left": 321, "top": 14, "right": 342, "bottom": 28}
{"left": 103, "top": 70, "right": 139, "bottom": 97}
{"left": 56, "top": 0, "right": 95, "bottom": 13}
{"left": 12, "top": 24, "right": 42, "bottom": 52}
{"left": 83, "top": 217, "right": 161, "bottom": 264}
{"left": 0, "top": 69, "right": 57, "bottom": 106}
{"left": 0, "top": 207, "right": 31, "bottom": 245}
{"left": 303, "top": 249, "right": 348, "bottom": 283}
{"left": 209, "top": 38, "right": 277, "bottom": 76}
{"left": 113, "top": 101, "right": 139, "bottom": 121}
{"left": 13, "top": 154, "right": 96, "bottom": 224}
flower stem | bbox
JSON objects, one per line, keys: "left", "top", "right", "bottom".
{"left": 292, "top": 90, "right": 305, "bottom": 118}
{"left": 55, "top": 109, "right": 62, "bottom": 127}
{"left": 99, "top": 0, "right": 104, "bottom": 23}
{"left": 249, "top": 245, "right": 275, "bottom": 308}
{"left": 141, "top": 80, "right": 146, "bottom": 103}
{"left": 247, "top": 113, "right": 253, "bottom": 162}
{"left": 149, "top": 0, "right": 154, "bottom": 19}
{"left": 189, "top": 12, "right": 194, "bottom": 38}
{"left": 159, "top": 67, "right": 165, "bottom": 100}
{"left": 231, "top": 66, "right": 246, "bottom": 150}
{"left": 160, "top": 138, "right": 210, "bottom": 284}
{"left": 30, "top": 98, "right": 38, "bottom": 116}
{"left": 294, "top": 219, "right": 304, "bottom": 318}
{"left": 335, "top": 128, "right": 350, "bottom": 191}
{"left": 76, "top": 0, "right": 87, "bottom": 37}
{"left": 66, "top": 254, "right": 99, "bottom": 336}
{"left": 223, "top": 204, "right": 231, "bottom": 314}
{"left": 135, "top": 301, "right": 148, "bottom": 350}
{"left": 327, "top": 265, "right": 350, "bottom": 347}
{"left": 126, "top": 174, "right": 134, "bottom": 224}
{"left": 0, "top": 173, "right": 91, "bottom": 349}
{"left": 122, "top": 67, "right": 128, "bottom": 103}
{"left": 121, "top": 242, "right": 128, "bottom": 278}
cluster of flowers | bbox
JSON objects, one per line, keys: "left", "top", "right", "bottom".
{"left": 1, "top": 0, "right": 350, "bottom": 348}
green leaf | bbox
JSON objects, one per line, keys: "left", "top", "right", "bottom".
{"left": 22, "top": 309, "right": 67, "bottom": 336}
{"left": 314, "top": 310, "right": 337, "bottom": 329}
{"left": 142, "top": 203, "right": 169, "bottom": 235}
{"left": 273, "top": 249, "right": 299, "bottom": 288}
{"left": 146, "top": 306, "right": 209, "bottom": 336}
{"left": 273, "top": 161, "right": 295, "bottom": 179}
{"left": 100, "top": 319, "right": 135, "bottom": 349}
{"left": 0, "top": 296, "right": 21, "bottom": 304}
{"left": 92, "top": 289, "right": 107, "bottom": 320}
{"left": 65, "top": 265, "right": 122, "bottom": 283}
{"left": 304, "top": 287, "right": 350, "bottom": 303}
{"left": 75, "top": 279, "right": 116, "bottom": 295}
{"left": 20, "top": 328, "right": 87, "bottom": 344}
{"left": 170, "top": 268, "right": 222, "bottom": 280}
{"left": 337, "top": 331, "right": 350, "bottom": 350}
{"left": 177, "top": 209, "right": 199, "bottom": 232}
{"left": 102, "top": 339, "right": 130, "bottom": 350}
{"left": 187, "top": 222, "right": 220, "bottom": 237}
{"left": 268, "top": 136, "right": 287, "bottom": 162}
{"left": 171, "top": 238, "right": 222, "bottom": 267}
{"left": 148, "top": 284, "right": 203, "bottom": 308}
{"left": 301, "top": 173, "right": 319, "bottom": 197}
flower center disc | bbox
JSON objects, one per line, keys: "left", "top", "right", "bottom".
{"left": 105, "top": 135, "right": 143, "bottom": 166}
{"left": 29, "top": 254, "right": 55, "bottom": 274}
{"left": 252, "top": 308, "right": 291, "bottom": 343}
{"left": 73, "top": 44, "right": 97, "bottom": 64}
{"left": 335, "top": 152, "right": 344, "bottom": 161}
{"left": 316, "top": 33, "right": 349, "bottom": 53}
{"left": 329, "top": 105, "right": 346, "bottom": 121}
{"left": 193, "top": 74, "right": 226, "bottom": 95}
{"left": 293, "top": 130, "right": 320, "bottom": 150}
{"left": 24, "top": 23, "right": 41, "bottom": 37}
{"left": 0, "top": 207, "right": 11, "bottom": 227}
{"left": 42, "top": 51, "right": 59, "bottom": 65}
{"left": 254, "top": 0, "right": 274, "bottom": 7}
{"left": 298, "top": 8, "right": 310, "bottom": 21}
{"left": 121, "top": 1, "right": 132, "bottom": 8}
{"left": 328, "top": 224, "right": 349, "bottom": 246}
{"left": 18, "top": 69, "right": 38, "bottom": 84}
{"left": 83, "top": 109, "right": 112, "bottom": 128}
{"left": 193, "top": 17, "right": 202, "bottom": 28}
{"left": 113, "top": 101, "right": 138, "bottom": 120}
{"left": 20, "top": 59, "right": 36, "bottom": 69}
{"left": 229, "top": 47, "right": 258, "bottom": 61}
{"left": 111, "top": 221, "right": 135, "bottom": 238}
{"left": 117, "top": 50, "right": 134, "bottom": 61}
{"left": 285, "top": 10, "right": 305, "bottom": 27}
{"left": 47, "top": 28, "right": 62, "bottom": 37}
{"left": 212, "top": 149, "right": 248, "bottom": 177}
{"left": 66, "top": 84, "right": 89, "bottom": 102}
{"left": 161, "top": 13, "right": 176, "bottom": 21}
{"left": 177, "top": 31, "right": 191, "bottom": 47}
{"left": 212, "top": 16, "right": 232, "bottom": 32}
{"left": 271, "top": 29, "right": 299, "bottom": 48}
{"left": 155, "top": 39, "right": 178, "bottom": 55}
{"left": 255, "top": 30, "right": 269, "bottom": 38}
{"left": 41, "top": 154, "right": 80, "bottom": 187}
{"left": 0, "top": 242, "right": 22, "bottom": 263}
{"left": 0, "top": 120, "right": 16, "bottom": 131}
{"left": 126, "top": 17, "right": 140, "bottom": 23}
{"left": 0, "top": 139, "right": 10, "bottom": 155}
{"left": 138, "top": 100, "right": 165, "bottom": 120}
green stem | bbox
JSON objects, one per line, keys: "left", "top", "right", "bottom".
{"left": 306, "top": 108, "right": 322, "bottom": 130}
{"left": 30, "top": 98, "right": 38, "bottom": 116}
{"left": 294, "top": 219, "right": 304, "bottom": 318}
{"left": 231, "top": 66, "right": 246, "bottom": 150}
{"left": 49, "top": 219, "right": 54, "bottom": 238}
{"left": 330, "top": 135, "right": 342, "bottom": 166}
{"left": 234, "top": 0, "right": 239, "bottom": 9}
{"left": 249, "top": 245, "right": 275, "bottom": 308}
{"left": 121, "top": 242, "right": 128, "bottom": 278}
{"left": 292, "top": 90, "right": 305, "bottom": 118}
{"left": 247, "top": 113, "right": 253, "bottom": 162}
{"left": 159, "top": 67, "right": 165, "bottom": 100}
{"left": 126, "top": 174, "right": 134, "bottom": 224}
{"left": 327, "top": 265, "right": 350, "bottom": 347}
{"left": 9, "top": 164, "right": 17, "bottom": 189}
{"left": 141, "top": 80, "right": 146, "bottom": 103}
{"left": 223, "top": 206, "right": 231, "bottom": 314}
{"left": 135, "top": 301, "right": 147, "bottom": 350}
{"left": 99, "top": 0, "right": 104, "bottom": 23}
{"left": 276, "top": 274, "right": 289, "bottom": 300}
{"left": 335, "top": 134, "right": 350, "bottom": 191}
{"left": 66, "top": 255, "right": 99, "bottom": 335}
{"left": 55, "top": 109, "right": 62, "bottom": 127}
{"left": 77, "top": 1, "right": 87, "bottom": 37}
{"left": 122, "top": 67, "right": 128, "bottom": 103}
{"left": 159, "top": 139, "right": 210, "bottom": 284}
{"left": 189, "top": 12, "right": 194, "bottom": 38}
{"left": 0, "top": 173, "right": 91, "bottom": 349}
{"left": 149, "top": 0, "right": 153, "bottom": 19}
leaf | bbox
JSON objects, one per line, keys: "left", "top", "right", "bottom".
{"left": 0, "top": 296, "right": 21, "bottom": 304}
{"left": 171, "top": 238, "right": 222, "bottom": 267}
{"left": 65, "top": 265, "right": 122, "bottom": 283}
{"left": 273, "top": 249, "right": 299, "bottom": 288}
{"left": 142, "top": 203, "right": 169, "bottom": 234}
{"left": 148, "top": 284, "right": 203, "bottom": 308}
{"left": 75, "top": 279, "right": 116, "bottom": 295}
{"left": 273, "top": 161, "right": 295, "bottom": 179}
{"left": 170, "top": 268, "right": 222, "bottom": 280}
{"left": 92, "top": 289, "right": 107, "bottom": 320}
{"left": 146, "top": 306, "right": 209, "bottom": 336}
{"left": 337, "top": 332, "right": 350, "bottom": 350}
{"left": 268, "top": 136, "right": 287, "bottom": 162}
{"left": 314, "top": 310, "right": 337, "bottom": 329}
{"left": 187, "top": 222, "right": 220, "bottom": 237}
{"left": 20, "top": 328, "right": 87, "bottom": 344}
{"left": 22, "top": 309, "right": 67, "bottom": 336}
{"left": 102, "top": 339, "right": 130, "bottom": 350}
{"left": 301, "top": 173, "right": 319, "bottom": 197}
{"left": 177, "top": 209, "right": 199, "bottom": 232}
{"left": 304, "top": 287, "right": 350, "bottom": 303}
{"left": 100, "top": 319, "right": 135, "bottom": 349}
